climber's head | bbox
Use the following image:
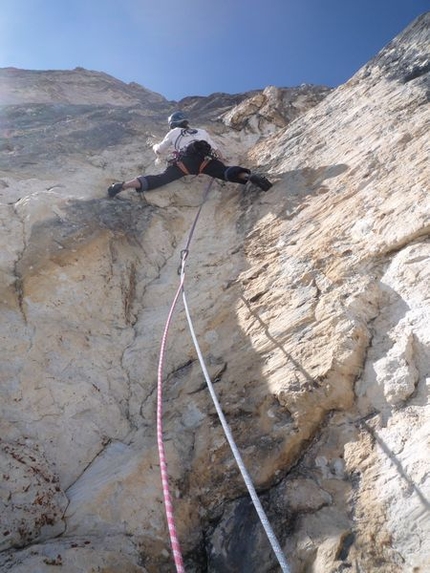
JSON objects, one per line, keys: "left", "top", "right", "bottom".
{"left": 168, "top": 111, "right": 189, "bottom": 129}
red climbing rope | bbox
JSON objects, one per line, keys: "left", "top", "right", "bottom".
{"left": 156, "top": 177, "right": 214, "bottom": 572}
{"left": 157, "top": 268, "right": 186, "bottom": 573}
{"left": 156, "top": 175, "right": 289, "bottom": 572}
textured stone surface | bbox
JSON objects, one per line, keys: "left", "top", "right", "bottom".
{"left": 0, "top": 13, "right": 429, "bottom": 573}
{"left": 0, "top": 440, "right": 68, "bottom": 551}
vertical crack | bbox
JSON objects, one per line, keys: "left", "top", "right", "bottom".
{"left": 13, "top": 270, "right": 26, "bottom": 321}
{"left": 12, "top": 202, "right": 28, "bottom": 323}
{"left": 122, "top": 262, "right": 137, "bottom": 326}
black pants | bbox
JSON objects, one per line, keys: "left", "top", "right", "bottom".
{"left": 138, "top": 155, "right": 251, "bottom": 192}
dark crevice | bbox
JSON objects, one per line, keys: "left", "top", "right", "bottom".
{"left": 403, "top": 61, "right": 430, "bottom": 83}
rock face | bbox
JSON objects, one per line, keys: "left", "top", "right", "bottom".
{"left": 0, "top": 13, "right": 429, "bottom": 573}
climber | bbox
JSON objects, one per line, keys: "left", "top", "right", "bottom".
{"left": 107, "top": 111, "right": 272, "bottom": 197}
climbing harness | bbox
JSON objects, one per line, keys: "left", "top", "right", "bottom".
{"left": 156, "top": 177, "right": 290, "bottom": 573}
{"left": 175, "top": 157, "right": 211, "bottom": 177}
{"left": 170, "top": 139, "right": 215, "bottom": 177}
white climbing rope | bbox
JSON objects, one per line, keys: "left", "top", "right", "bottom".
{"left": 158, "top": 177, "right": 290, "bottom": 572}
{"left": 180, "top": 257, "right": 291, "bottom": 573}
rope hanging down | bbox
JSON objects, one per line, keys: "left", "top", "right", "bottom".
{"left": 157, "top": 177, "right": 290, "bottom": 573}
{"left": 157, "top": 269, "right": 187, "bottom": 573}
{"left": 181, "top": 271, "right": 291, "bottom": 573}
{"left": 156, "top": 178, "right": 214, "bottom": 573}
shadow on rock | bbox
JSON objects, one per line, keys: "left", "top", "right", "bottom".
{"left": 16, "top": 196, "right": 154, "bottom": 278}
{"left": 236, "top": 164, "right": 349, "bottom": 235}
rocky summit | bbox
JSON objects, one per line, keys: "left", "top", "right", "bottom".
{"left": 0, "top": 12, "right": 429, "bottom": 573}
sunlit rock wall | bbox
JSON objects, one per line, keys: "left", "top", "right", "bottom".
{"left": 0, "top": 13, "right": 429, "bottom": 573}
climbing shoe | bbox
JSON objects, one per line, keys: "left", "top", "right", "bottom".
{"left": 248, "top": 173, "right": 272, "bottom": 191}
{"left": 108, "top": 182, "right": 124, "bottom": 198}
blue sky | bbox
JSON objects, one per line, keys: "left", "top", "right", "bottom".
{"left": 1, "top": 0, "right": 428, "bottom": 101}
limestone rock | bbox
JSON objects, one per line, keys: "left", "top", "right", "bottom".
{"left": 0, "top": 440, "right": 68, "bottom": 551}
{"left": 0, "top": 67, "right": 167, "bottom": 106}
{"left": 0, "top": 535, "right": 148, "bottom": 572}
{"left": 221, "top": 84, "right": 331, "bottom": 134}
{"left": 374, "top": 330, "right": 419, "bottom": 405}
{"left": 0, "top": 12, "right": 429, "bottom": 573}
